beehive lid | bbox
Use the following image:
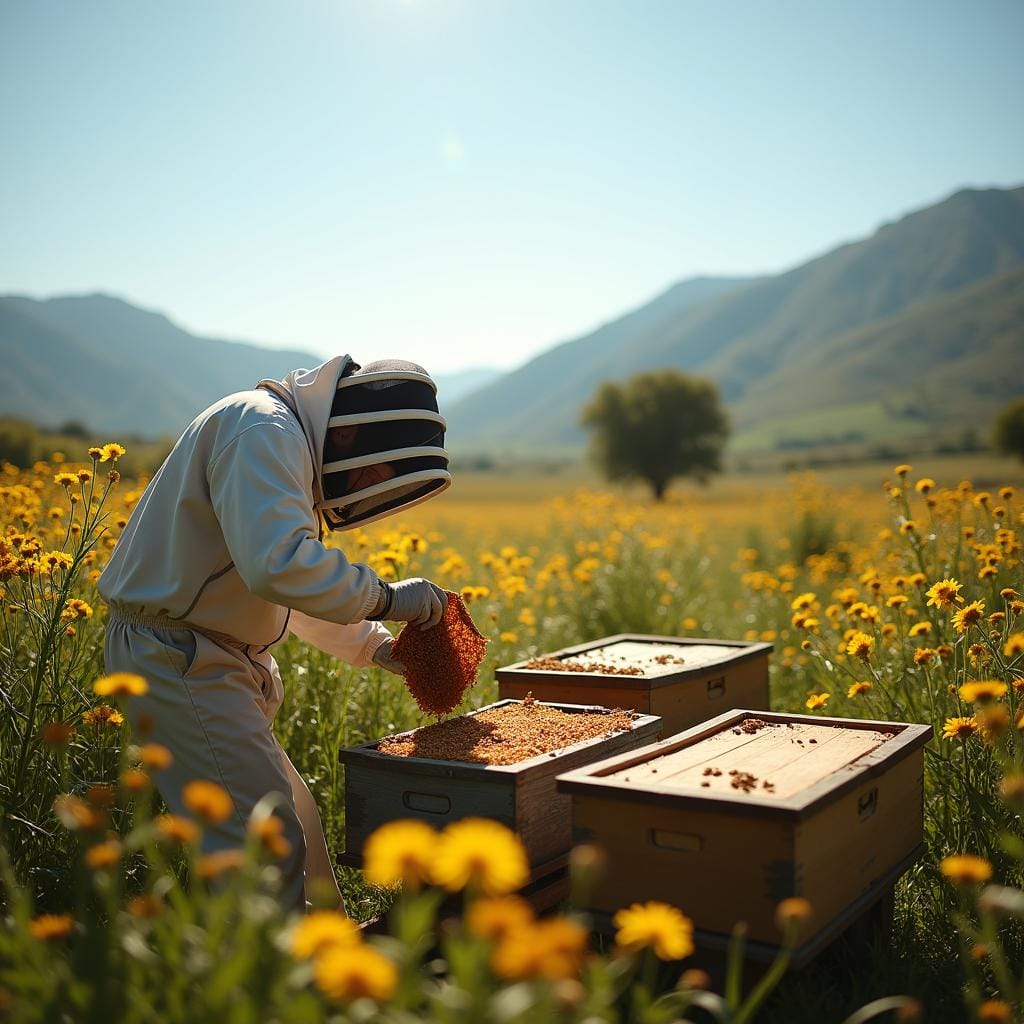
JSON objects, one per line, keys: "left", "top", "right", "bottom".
{"left": 556, "top": 709, "right": 932, "bottom": 819}
{"left": 497, "top": 634, "right": 772, "bottom": 689}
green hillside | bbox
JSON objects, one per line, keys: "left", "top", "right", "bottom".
{"left": 0, "top": 294, "right": 321, "bottom": 435}
{"left": 732, "top": 268, "right": 1024, "bottom": 450}
{"left": 441, "top": 276, "right": 756, "bottom": 449}
{"left": 448, "top": 185, "right": 1024, "bottom": 454}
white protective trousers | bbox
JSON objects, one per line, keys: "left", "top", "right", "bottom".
{"left": 104, "top": 610, "right": 342, "bottom": 913}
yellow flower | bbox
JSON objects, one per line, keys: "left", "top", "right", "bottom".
{"left": 846, "top": 631, "right": 874, "bottom": 661}
{"left": 138, "top": 743, "right": 173, "bottom": 770}
{"left": 614, "top": 901, "right": 694, "bottom": 960}
{"left": 52, "top": 794, "right": 106, "bottom": 831}
{"left": 805, "top": 693, "right": 830, "bottom": 711}
{"left": 909, "top": 622, "right": 932, "bottom": 638}
{"left": 60, "top": 598, "right": 93, "bottom": 621}
{"left": 847, "top": 681, "right": 872, "bottom": 698}
{"left": 466, "top": 895, "right": 535, "bottom": 941}
{"left": 499, "top": 631, "right": 518, "bottom": 644}
{"left": 976, "top": 704, "right": 1010, "bottom": 745}
{"left": 977, "top": 1001, "right": 1012, "bottom": 1024}
{"left": 775, "top": 897, "right": 813, "bottom": 932}
{"left": 941, "top": 717, "right": 977, "bottom": 741}
{"left": 431, "top": 818, "right": 529, "bottom": 895}
{"left": 88, "top": 447, "right": 104, "bottom": 461}
{"left": 126, "top": 893, "right": 164, "bottom": 918}
{"left": 913, "top": 648, "right": 935, "bottom": 665}
{"left": 94, "top": 672, "right": 148, "bottom": 697}
{"left": 53, "top": 472, "right": 77, "bottom": 488}
{"left": 958, "top": 680, "right": 1008, "bottom": 704}
{"left": 313, "top": 945, "right": 398, "bottom": 1003}
{"left": 290, "top": 910, "right": 361, "bottom": 959}
{"left": 153, "top": 814, "right": 200, "bottom": 845}
{"left": 926, "top": 578, "right": 964, "bottom": 609}
{"left": 248, "top": 813, "right": 292, "bottom": 859}
{"left": 363, "top": 820, "right": 438, "bottom": 889}
{"left": 899, "top": 520, "right": 916, "bottom": 534}
{"left": 790, "top": 592, "right": 817, "bottom": 611}
{"left": 914, "top": 478, "right": 935, "bottom": 494}
{"left": 28, "top": 914, "right": 75, "bottom": 941}
{"left": 1004, "top": 633, "right": 1024, "bottom": 657}
{"left": 82, "top": 704, "right": 124, "bottom": 728}
{"left": 951, "top": 600, "right": 985, "bottom": 634}
{"left": 893, "top": 464, "right": 912, "bottom": 477}
{"left": 85, "top": 839, "right": 123, "bottom": 870}
{"left": 182, "top": 780, "right": 234, "bottom": 824}
{"left": 99, "top": 443, "right": 126, "bottom": 462}
{"left": 195, "top": 849, "right": 247, "bottom": 879}
{"left": 39, "top": 721, "right": 75, "bottom": 747}
{"left": 492, "top": 917, "right": 589, "bottom": 980}
{"left": 886, "top": 595, "right": 908, "bottom": 608}
{"left": 939, "top": 854, "right": 992, "bottom": 886}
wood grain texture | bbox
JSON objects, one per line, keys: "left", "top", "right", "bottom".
{"left": 571, "top": 793, "right": 795, "bottom": 939}
{"left": 497, "top": 680, "right": 652, "bottom": 714}
{"left": 561, "top": 710, "right": 929, "bottom": 946}
{"left": 557, "top": 709, "right": 930, "bottom": 821}
{"left": 648, "top": 654, "right": 770, "bottom": 733}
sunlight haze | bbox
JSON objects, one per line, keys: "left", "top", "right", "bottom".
{"left": 1, "top": 0, "right": 1022, "bottom": 372}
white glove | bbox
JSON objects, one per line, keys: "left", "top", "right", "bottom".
{"left": 371, "top": 638, "right": 406, "bottom": 676}
{"left": 373, "top": 578, "right": 448, "bottom": 630}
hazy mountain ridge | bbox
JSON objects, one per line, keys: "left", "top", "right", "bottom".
{"left": 448, "top": 185, "right": 1024, "bottom": 452}
{"left": 3, "top": 185, "right": 1022, "bottom": 450}
{"left": 0, "top": 293, "right": 503, "bottom": 436}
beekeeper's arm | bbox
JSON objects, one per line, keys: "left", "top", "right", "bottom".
{"left": 209, "top": 422, "right": 437, "bottom": 669}
{"left": 210, "top": 421, "right": 384, "bottom": 623}
{"left": 287, "top": 610, "right": 392, "bottom": 668}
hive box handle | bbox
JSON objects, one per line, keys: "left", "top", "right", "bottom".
{"left": 650, "top": 829, "right": 703, "bottom": 852}
{"left": 858, "top": 787, "right": 878, "bottom": 822}
{"left": 402, "top": 791, "right": 451, "bottom": 815}
{"left": 706, "top": 676, "right": 726, "bottom": 700}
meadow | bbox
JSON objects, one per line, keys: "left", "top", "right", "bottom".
{"left": 1, "top": 448, "right": 1023, "bottom": 1023}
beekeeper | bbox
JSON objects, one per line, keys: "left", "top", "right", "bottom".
{"left": 99, "top": 357, "right": 451, "bottom": 912}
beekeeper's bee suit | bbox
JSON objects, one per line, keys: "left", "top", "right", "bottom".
{"left": 99, "top": 356, "right": 451, "bottom": 912}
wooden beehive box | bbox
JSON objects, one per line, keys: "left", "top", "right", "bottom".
{"left": 556, "top": 708, "right": 931, "bottom": 961}
{"left": 497, "top": 634, "right": 772, "bottom": 735}
{"left": 338, "top": 699, "right": 661, "bottom": 875}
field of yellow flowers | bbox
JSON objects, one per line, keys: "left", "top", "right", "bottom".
{"left": 1, "top": 448, "right": 1023, "bottom": 1023}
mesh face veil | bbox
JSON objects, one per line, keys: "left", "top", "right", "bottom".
{"left": 319, "top": 359, "right": 451, "bottom": 530}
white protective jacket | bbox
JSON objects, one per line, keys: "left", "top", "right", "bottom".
{"left": 99, "top": 354, "right": 391, "bottom": 664}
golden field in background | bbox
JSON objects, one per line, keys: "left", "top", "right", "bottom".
{"left": 1, "top": 447, "right": 1023, "bottom": 1022}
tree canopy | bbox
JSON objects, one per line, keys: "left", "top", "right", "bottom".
{"left": 994, "top": 397, "right": 1024, "bottom": 462}
{"left": 581, "top": 369, "right": 729, "bottom": 500}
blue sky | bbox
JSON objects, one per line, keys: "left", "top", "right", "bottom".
{"left": 2, "top": 0, "right": 1022, "bottom": 373}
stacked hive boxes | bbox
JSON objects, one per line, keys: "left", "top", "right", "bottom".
{"left": 339, "top": 633, "right": 930, "bottom": 962}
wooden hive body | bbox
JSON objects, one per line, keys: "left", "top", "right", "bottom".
{"left": 556, "top": 709, "right": 931, "bottom": 957}
{"left": 338, "top": 699, "right": 662, "bottom": 873}
{"left": 496, "top": 634, "right": 772, "bottom": 735}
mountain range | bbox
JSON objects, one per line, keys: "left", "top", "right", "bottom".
{"left": 0, "top": 297, "right": 497, "bottom": 435}
{"left": 448, "top": 185, "right": 1024, "bottom": 454}
{"left": 2, "top": 184, "right": 1022, "bottom": 453}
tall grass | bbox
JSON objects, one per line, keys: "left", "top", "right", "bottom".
{"left": 1, "top": 451, "right": 1022, "bottom": 1021}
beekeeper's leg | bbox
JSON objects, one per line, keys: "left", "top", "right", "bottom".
{"left": 276, "top": 742, "right": 345, "bottom": 910}
{"left": 103, "top": 619, "right": 308, "bottom": 912}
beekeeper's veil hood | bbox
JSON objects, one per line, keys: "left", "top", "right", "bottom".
{"left": 257, "top": 356, "right": 451, "bottom": 531}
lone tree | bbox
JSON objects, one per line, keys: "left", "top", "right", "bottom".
{"left": 994, "top": 397, "right": 1024, "bottom": 461}
{"left": 581, "top": 369, "right": 729, "bottom": 500}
